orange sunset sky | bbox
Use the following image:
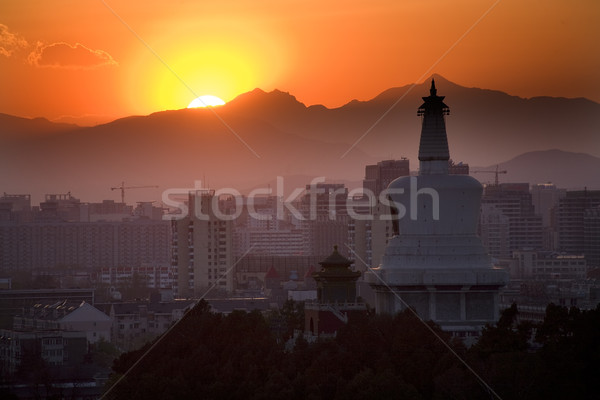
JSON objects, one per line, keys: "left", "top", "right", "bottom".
{"left": 1, "top": 0, "right": 598, "bottom": 125}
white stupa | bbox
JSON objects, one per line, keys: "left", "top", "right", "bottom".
{"left": 366, "top": 79, "right": 508, "bottom": 338}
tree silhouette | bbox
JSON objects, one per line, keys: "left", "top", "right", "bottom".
{"left": 104, "top": 302, "right": 600, "bottom": 400}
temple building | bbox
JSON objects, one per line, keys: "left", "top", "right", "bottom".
{"left": 366, "top": 80, "right": 508, "bottom": 339}
{"left": 304, "top": 246, "right": 366, "bottom": 337}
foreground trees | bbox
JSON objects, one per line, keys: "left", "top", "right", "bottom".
{"left": 105, "top": 301, "right": 600, "bottom": 400}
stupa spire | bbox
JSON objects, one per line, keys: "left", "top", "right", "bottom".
{"left": 417, "top": 78, "right": 450, "bottom": 173}
{"left": 366, "top": 80, "right": 508, "bottom": 339}
{"left": 430, "top": 78, "right": 437, "bottom": 96}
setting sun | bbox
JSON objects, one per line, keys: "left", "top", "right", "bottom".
{"left": 187, "top": 95, "right": 226, "bottom": 108}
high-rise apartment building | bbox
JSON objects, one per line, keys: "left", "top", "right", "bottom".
{"left": 531, "top": 183, "right": 567, "bottom": 251}
{"left": 511, "top": 250, "right": 586, "bottom": 281}
{"left": 584, "top": 206, "right": 600, "bottom": 268}
{"left": 479, "top": 203, "right": 510, "bottom": 259}
{"left": 0, "top": 219, "right": 170, "bottom": 270}
{"left": 38, "top": 193, "right": 82, "bottom": 222}
{"left": 349, "top": 160, "right": 411, "bottom": 271}
{"left": 557, "top": 190, "right": 600, "bottom": 261}
{"left": 298, "top": 183, "right": 350, "bottom": 258}
{"left": 479, "top": 183, "right": 543, "bottom": 259}
{"left": 170, "top": 190, "right": 234, "bottom": 297}
{"left": 233, "top": 196, "right": 306, "bottom": 257}
{"left": 0, "top": 192, "right": 170, "bottom": 271}
{"left": 531, "top": 183, "right": 566, "bottom": 227}
{"left": 347, "top": 200, "right": 393, "bottom": 272}
{"left": 363, "top": 159, "right": 410, "bottom": 196}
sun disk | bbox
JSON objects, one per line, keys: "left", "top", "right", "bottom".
{"left": 187, "top": 95, "right": 226, "bottom": 108}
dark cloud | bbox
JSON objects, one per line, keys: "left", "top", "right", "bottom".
{"left": 28, "top": 41, "right": 118, "bottom": 69}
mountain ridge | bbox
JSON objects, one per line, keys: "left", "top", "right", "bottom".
{"left": 479, "top": 149, "right": 600, "bottom": 189}
{"left": 1, "top": 75, "right": 598, "bottom": 203}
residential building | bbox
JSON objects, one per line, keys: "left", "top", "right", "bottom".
{"left": 479, "top": 203, "right": 510, "bottom": 259}
{"left": 531, "top": 183, "right": 567, "bottom": 250}
{"left": 511, "top": 250, "right": 587, "bottom": 281}
{"left": 584, "top": 206, "right": 600, "bottom": 268}
{"left": 350, "top": 162, "right": 401, "bottom": 271}
{"left": 0, "top": 192, "right": 170, "bottom": 271}
{"left": 12, "top": 300, "right": 111, "bottom": 344}
{"left": 531, "top": 183, "right": 566, "bottom": 227}
{"left": 170, "top": 190, "right": 234, "bottom": 297}
{"left": 363, "top": 159, "right": 410, "bottom": 197}
{"left": 448, "top": 159, "right": 470, "bottom": 175}
{"left": 298, "top": 183, "right": 351, "bottom": 259}
{"left": 0, "top": 288, "right": 95, "bottom": 329}
{"left": 99, "top": 265, "right": 174, "bottom": 291}
{"left": 38, "top": 192, "right": 82, "bottom": 222}
{"left": 479, "top": 183, "right": 543, "bottom": 259}
{"left": 558, "top": 190, "right": 600, "bottom": 262}
{"left": 348, "top": 201, "right": 393, "bottom": 272}
{"left": 0, "top": 329, "right": 88, "bottom": 377}
{"left": 0, "top": 219, "right": 170, "bottom": 270}
{"left": 0, "top": 193, "right": 33, "bottom": 224}
{"left": 105, "top": 299, "right": 194, "bottom": 351}
{"left": 233, "top": 196, "right": 306, "bottom": 257}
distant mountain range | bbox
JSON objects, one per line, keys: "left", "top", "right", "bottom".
{"left": 478, "top": 149, "right": 600, "bottom": 189}
{"left": 1, "top": 74, "right": 598, "bottom": 204}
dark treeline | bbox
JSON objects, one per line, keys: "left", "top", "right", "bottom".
{"left": 103, "top": 301, "right": 600, "bottom": 400}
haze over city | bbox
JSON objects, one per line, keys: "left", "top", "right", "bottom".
{"left": 2, "top": 1, "right": 599, "bottom": 205}
{"left": 1, "top": 1, "right": 600, "bottom": 399}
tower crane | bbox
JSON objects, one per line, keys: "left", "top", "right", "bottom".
{"left": 472, "top": 165, "right": 507, "bottom": 186}
{"left": 110, "top": 182, "right": 159, "bottom": 204}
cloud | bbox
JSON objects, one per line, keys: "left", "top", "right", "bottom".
{"left": 0, "top": 24, "right": 28, "bottom": 57}
{"left": 28, "top": 42, "right": 118, "bottom": 69}
{"left": 1, "top": 25, "right": 117, "bottom": 68}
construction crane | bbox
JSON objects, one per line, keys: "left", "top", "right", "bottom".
{"left": 472, "top": 165, "right": 507, "bottom": 186}
{"left": 110, "top": 182, "right": 159, "bottom": 204}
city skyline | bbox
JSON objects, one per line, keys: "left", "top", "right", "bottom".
{"left": 2, "top": 53, "right": 599, "bottom": 397}
{"left": 1, "top": 1, "right": 598, "bottom": 124}
{"left": 2, "top": 72, "right": 599, "bottom": 206}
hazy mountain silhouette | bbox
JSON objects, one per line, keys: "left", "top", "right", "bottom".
{"left": 1, "top": 75, "right": 598, "bottom": 203}
{"left": 0, "top": 107, "right": 377, "bottom": 203}
{"left": 221, "top": 74, "right": 600, "bottom": 166}
{"left": 474, "top": 149, "right": 600, "bottom": 189}
{"left": 0, "top": 113, "right": 79, "bottom": 139}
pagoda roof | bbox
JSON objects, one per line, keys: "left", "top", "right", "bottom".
{"left": 264, "top": 266, "right": 280, "bottom": 279}
{"left": 314, "top": 246, "right": 360, "bottom": 281}
{"left": 319, "top": 245, "right": 352, "bottom": 267}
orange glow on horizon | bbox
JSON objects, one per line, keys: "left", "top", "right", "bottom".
{"left": 0, "top": 1, "right": 598, "bottom": 121}
{"left": 120, "top": 21, "right": 288, "bottom": 113}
